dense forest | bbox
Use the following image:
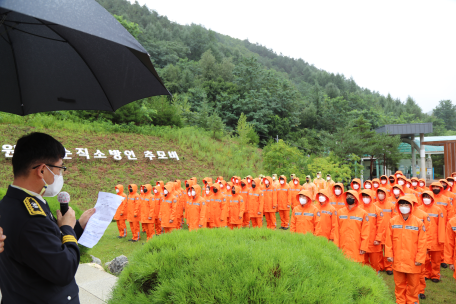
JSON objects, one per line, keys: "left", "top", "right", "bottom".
{"left": 48, "top": 0, "right": 455, "bottom": 177}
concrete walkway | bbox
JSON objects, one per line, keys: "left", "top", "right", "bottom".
{"left": 0, "top": 264, "right": 118, "bottom": 303}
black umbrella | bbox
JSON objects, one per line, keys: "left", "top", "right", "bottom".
{"left": 0, "top": 0, "right": 170, "bottom": 116}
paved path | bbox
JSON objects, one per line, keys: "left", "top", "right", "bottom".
{"left": 0, "top": 264, "right": 118, "bottom": 303}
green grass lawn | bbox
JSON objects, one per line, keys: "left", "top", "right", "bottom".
{"left": 86, "top": 213, "right": 456, "bottom": 303}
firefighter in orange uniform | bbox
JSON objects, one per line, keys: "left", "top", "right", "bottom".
{"left": 329, "top": 183, "right": 346, "bottom": 211}
{"left": 444, "top": 214, "right": 456, "bottom": 281}
{"left": 302, "top": 176, "right": 317, "bottom": 201}
{"left": 240, "top": 179, "right": 251, "bottom": 228}
{"left": 248, "top": 178, "right": 264, "bottom": 228}
{"left": 379, "top": 175, "right": 392, "bottom": 197}
{"left": 315, "top": 189, "right": 337, "bottom": 241}
{"left": 127, "top": 184, "right": 141, "bottom": 242}
{"left": 334, "top": 190, "right": 369, "bottom": 263}
{"left": 386, "top": 196, "right": 427, "bottom": 304}
{"left": 186, "top": 184, "right": 206, "bottom": 231}
{"left": 114, "top": 184, "right": 128, "bottom": 238}
{"left": 262, "top": 176, "right": 278, "bottom": 230}
{"left": 152, "top": 186, "right": 162, "bottom": 236}
{"left": 159, "top": 184, "right": 178, "bottom": 233}
{"left": 289, "top": 177, "right": 303, "bottom": 209}
{"left": 350, "top": 178, "right": 362, "bottom": 195}
{"left": 313, "top": 172, "right": 326, "bottom": 191}
{"left": 277, "top": 175, "right": 291, "bottom": 230}
{"left": 375, "top": 187, "right": 396, "bottom": 274}
{"left": 228, "top": 185, "right": 245, "bottom": 229}
{"left": 360, "top": 190, "right": 384, "bottom": 272}
{"left": 140, "top": 184, "right": 155, "bottom": 240}
{"left": 290, "top": 190, "right": 320, "bottom": 234}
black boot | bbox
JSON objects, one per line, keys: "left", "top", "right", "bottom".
{"left": 431, "top": 279, "right": 440, "bottom": 283}
{"left": 441, "top": 263, "right": 448, "bottom": 268}
{"left": 419, "top": 294, "right": 426, "bottom": 299}
{"left": 386, "top": 271, "right": 393, "bottom": 275}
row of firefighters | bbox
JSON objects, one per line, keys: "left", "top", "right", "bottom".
{"left": 113, "top": 171, "right": 456, "bottom": 304}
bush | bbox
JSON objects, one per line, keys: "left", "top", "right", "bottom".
{"left": 109, "top": 228, "right": 393, "bottom": 304}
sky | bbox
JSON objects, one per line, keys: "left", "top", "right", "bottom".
{"left": 129, "top": 0, "right": 456, "bottom": 113}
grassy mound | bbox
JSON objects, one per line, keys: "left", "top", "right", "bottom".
{"left": 109, "top": 229, "right": 393, "bottom": 304}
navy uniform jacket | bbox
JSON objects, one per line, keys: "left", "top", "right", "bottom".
{"left": 0, "top": 186, "right": 84, "bottom": 303}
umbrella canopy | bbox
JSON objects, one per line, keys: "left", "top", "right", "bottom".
{"left": 0, "top": 0, "right": 170, "bottom": 116}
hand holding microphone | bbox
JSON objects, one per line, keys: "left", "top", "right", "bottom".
{"left": 56, "top": 192, "right": 76, "bottom": 228}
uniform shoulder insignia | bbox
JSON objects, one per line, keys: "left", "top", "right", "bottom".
{"left": 317, "top": 211, "right": 320, "bottom": 217}
{"left": 334, "top": 211, "right": 337, "bottom": 216}
{"left": 365, "top": 216, "right": 369, "bottom": 222}
{"left": 380, "top": 212, "right": 384, "bottom": 217}
{"left": 427, "top": 216, "right": 430, "bottom": 222}
{"left": 441, "top": 213, "right": 444, "bottom": 218}
{"left": 223, "top": 198, "right": 226, "bottom": 202}
{"left": 23, "top": 197, "right": 46, "bottom": 217}
{"left": 422, "top": 225, "right": 426, "bottom": 232}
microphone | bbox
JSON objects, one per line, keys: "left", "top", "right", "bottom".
{"left": 57, "top": 192, "right": 70, "bottom": 216}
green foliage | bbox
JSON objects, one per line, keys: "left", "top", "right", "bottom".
{"left": 263, "top": 140, "right": 305, "bottom": 177}
{"left": 109, "top": 228, "right": 393, "bottom": 304}
{"left": 306, "top": 154, "right": 353, "bottom": 183}
{"left": 236, "top": 113, "right": 259, "bottom": 146}
{"left": 433, "top": 100, "right": 456, "bottom": 131}
{"left": 114, "top": 14, "right": 143, "bottom": 38}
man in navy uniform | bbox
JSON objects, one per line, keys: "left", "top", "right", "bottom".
{"left": 0, "top": 132, "right": 95, "bottom": 303}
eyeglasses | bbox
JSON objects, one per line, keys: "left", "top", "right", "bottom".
{"left": 32, "top": 164, "right": 67, "bottom": 175}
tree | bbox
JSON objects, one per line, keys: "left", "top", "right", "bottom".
{"left": 433, "top": 100, "right": 456, "bottom": 130}
{"left": 236, "top": 113, "right": 258, "bottom": 146}
{"left": 207, "top": 111, "right": 225, "bottom": 140}
{"left": 200, "top": 49, "right": 217, "bottom": 81}
{"left": 114, "top": 15, "right": 142, "bottom": 38}
{"left": 263, "top": 140, "right": 305, "bottom": 177}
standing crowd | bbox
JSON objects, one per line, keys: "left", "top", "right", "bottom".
{"left": 114, "top": 171, "right": 456, "bottom": 304}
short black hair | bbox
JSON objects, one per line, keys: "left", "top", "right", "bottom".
{"left": 12, "top": 132, "right": 65, "bottom": 177}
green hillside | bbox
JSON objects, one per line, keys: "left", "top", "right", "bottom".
{"left": 0, "top": 114, "right": 262, "bottom": 210}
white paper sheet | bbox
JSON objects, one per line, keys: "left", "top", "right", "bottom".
{"left": 78, "top": 192, "right": 123, "bottom": 248}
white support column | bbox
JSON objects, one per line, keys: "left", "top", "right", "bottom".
{"left": 411, "top": 135, "right": 416, "bottom": 177}
{"left": 420, "top": 133, "right": 426, "bottom": 179}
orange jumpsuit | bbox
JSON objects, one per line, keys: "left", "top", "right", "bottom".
{"left": 186, "top": 184, "right": 207, "bottom": 231}
{"left": 371, "top": 178, "right": 380, "bottom": 199}
{"left": 431, "top": 182, "right": 454, "bottom": 222}
{"left": 228, "top": 186, "right": 245, "bottom": 229}
{"left": 444, "top": 216, "right": 456, "bottom": 281}
{"left": 289, "top": 178, "right": 303, "bottom": 209}
{"left": 151, "top": 186, "right": 162, "bottom": 235}
{"left": 277, "top": 175, "right": 291, "bottom": 229}
{"left": 418, "top": 179, "right": 428, "bottom": 192}
{"left": 140, "top": 184, "right": 155, "bottom": 240}
{"left": 325, "top": 178, "right": 335, "bottom": 193}
{"left": 174, "top": 180, "right": 185, "bottom": 228}
{"left": 126, "top": 184, "right": 141, "bottom": 241}
{"left": 385, "top": 196, "right": 427, "bottom": 304}
{"left": 379, "top": 175, "right": 392, "bottom": 198}
{"left": 334, "top": 190, "right": 369, "bottom": 263}
{"left": 159, "top": 184, "right": 178, "bottom": 233}
{"left": 329, "top": 183, "right": 346, "bottom": 211}
{"left": 418, "top": 191, "right": 446, "bottom": 281}
{"left": 315, "top": 189, "right": 337, "bottom": 241}
{"left": 350, "top": 178, "right": 362, "bottom": 195}
{"left": 375, "top": 187, "right": 397, "bottom": 272}
{"left": 248, "top": 178, "right": 264, "bottom": 228}
{"left": 114, "top": 184, "right": 128, "bottom": 238}
{"left": 240, "top": 179, "right": 251, "bottom": 228}
{"left": 360, "top": 190, "right": 384, "bottom": 272}
{"left": 139, "top": 185, "right": 145, "bottom": 233}
{"left": 156, "top": 181, "right": 165, "bottom": 194}
{"left": 302, "top": 180, "right": 317, "bottom": 202}
{"left": 389, "top": 175, "right": 397, "bottom": 188}
{"left": 262, "top": 176, "right": 278, "bottom": 230}
{"left": 224, "top": 182, "right": 234, "bottom": 228}
{"left": 207, "top": 183, "right": 227, "bottom": 228}
{"left": 313, "top": 177, "right": 326, "bottom": 191}
{"left": 290, "top": 192, "right": 321, "bottom": 234}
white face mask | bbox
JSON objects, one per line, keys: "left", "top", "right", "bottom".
{"left": 294, "top": 180, "right": 298, "bottom": 185}
{"left": 265, "top": 180, "right": 269, "bottom": 185}
{"left": 116, "top": 189, "right": 119, "bottom": 194}
{"left": 398, "top": 180, "right": 405, "bottom": 185}
{"left": 317, "top": 175, "right": 321, "bottom": 178}
{"left": 373, "top": 183, "right": 379, "bottom": 188}
{"left": 299, "top": 197, "right": 307, "bottom": 205}
{"left": 187, "top": 191, "right": 192, "bottom": 197}
{"left": 236, "top": 179, "right": 239, "bottom": 183}
{"left": 247, "top": 179, "right": 251, "bottom": 183}
{"left": 192, "top": 190, "right": 196, "bottom": 196}
{"left": 272, "top": 176, "right": 276, "bottom": 180}
{"left": 206, "top": 189, "right": 210, "bottom": 194}
{"left": 406, "top": 184, "right": 411, "bottom": 188}
{"left": 378, "top": 193, "right": 385, "bottom": 200}
{"left": 319, "top": 195, "right": 326, "bottom": 203}
{"left": 334, "top": 189, "right": 342, "bottom": 195}
{"left": 412, "top": 182, "right": 417, "bottom": 187}
{"left": 365, "top": 184, "right": 371, "bottom": 189}
{"left": 154, "top": 189, "right": 158, "bottom": 194}
{"left": 419, "top": 182, "right": 425, "bottom": 187}
{"left": 381, "top": 180, "right": 387, "bottom": 184}
{"left": 326, "top": 177, "right": 331, "bottom": 181}
{"left": 423, "top": 198, "right": 432, "bottom": 205}
{"left": 363, "top": 197, "right": 371, "bottom": 204}
{"left": 280, "top": 180, "right": 284, "bottom": 185}
{"left": 226, "top": 186, "right": 231, "bottom": 190}
{"left": 164, "top": 189, "right": 168, "bottom": 195}
{"left": 396, "top": 174, "right": 401, "bottom": 178}
{"left": 140, "top": 189, "right": 144, "bottom": 194}
{"left": 393, "top": 189, "right": 400, "bottom": 195}
{"left": 42, "top": 166, "right": 64, "bottom": 197}
{"left": 353, "top": 184, "right": 359, "bottom": 190}
{"left": 399, "top": 206, "right": 411, "bottom": 214}
{"left": 220, "top": 184, "right": 224, "bottom": 188}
